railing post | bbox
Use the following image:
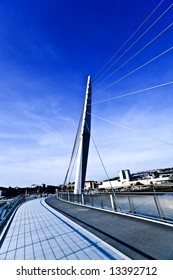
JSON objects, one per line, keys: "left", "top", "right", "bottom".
{"left": 153, "top": 193, "right": 165, "bottom": 220}
{"left": 110, "top": 194, "right": 115, "bottom": 211}
{"left": 127, "top": 192, "right": 136, "bottom": 214}
{"left": 112, "top": 192, "right": 119, "bottom": 211}
{"left": 81, "top": 194, "right": 84, "bottom": 205}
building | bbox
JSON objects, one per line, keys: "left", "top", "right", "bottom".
{"left": 66, "top": 181, "right": 100, "bottom": 192}
{"left": 84, "top": 181, "right": 99, "bottom": 191}
{"left": 119, "top": 169, "right": 131, "bottom": 183}
{"left": 100, "top": 168, "right": 173, "bottom": 190}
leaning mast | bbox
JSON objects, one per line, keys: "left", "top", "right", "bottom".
{"left": 74, "top": 75, "right": 92, "bottom": 194}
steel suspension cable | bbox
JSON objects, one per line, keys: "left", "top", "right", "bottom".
{"left": 63, "top": 113, "right": 82, "bottom": 186}
{"left": 87, "top": 112, "right": 173, "bottom": 147}
{"left": 94, "top": 22, "right": 173, "bottom": 90}
{"left": 94, "top": 3, "right": 172, "bottom": 88}
{"left": 67, "top": 145, "right": 79, "bottom": 186}
{"left": 85, "top": 122, "right": 114, "bottom": 191}
{"left": 92, "top": 46, "right": 173, "bottom": 98}
{"left": 93, "top": 0, "right": 166, "bottom": 83}
{"left": 90, "top": 81, "right": 173, "bottom": 105}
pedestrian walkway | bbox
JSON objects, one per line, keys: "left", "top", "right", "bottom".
{"left": 46, "top": 196, "right": 173, "bottom": 260}
{"left": 0, "top": 198, "right": 129, "bottom": 260}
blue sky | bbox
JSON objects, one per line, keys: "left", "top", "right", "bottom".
{"left": 0, "top": 0, "right": 173, "bottom": 187}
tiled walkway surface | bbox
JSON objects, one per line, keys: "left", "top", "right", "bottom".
{"left": 0, "top": 198, "right": 129, "bottom": 260}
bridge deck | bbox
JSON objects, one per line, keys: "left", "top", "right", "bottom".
{"left": 0, "top": 198, "right": 128, "bottom": 260}
{"left": 46, "top": 196, "right": 173, "bottom": 260}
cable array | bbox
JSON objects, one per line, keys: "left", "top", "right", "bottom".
{"left": 94, "top": 23, "right": 173, "bottom": 91}
{"left": 91, "top": 1, "right": 173, "bottom": 100}
{"left": 93, "top": 0, "right": 166, "bottom": 82}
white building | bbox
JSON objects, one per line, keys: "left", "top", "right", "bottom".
{"left": 100, "top": 169, "right": 173, "bottom": 190}
{"left": 119, "top": 169, "right": 131, "bottom": 183}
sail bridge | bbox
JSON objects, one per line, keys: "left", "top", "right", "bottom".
{"left": 64, "top": 75, "right": 92, "bottom": 194}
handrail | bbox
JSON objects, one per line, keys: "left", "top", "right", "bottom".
{"left": 56, "top": 191, "right": 173, "bottom": 224}
{"left": 0, "top": 195, "right": 25, "bottom": 235}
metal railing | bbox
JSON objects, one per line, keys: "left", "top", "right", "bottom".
{"left": 57, "top": 191, "right": 173, "bottom": 223}
{"left": 0, "top": 194, "right": 25, "bottom": 235}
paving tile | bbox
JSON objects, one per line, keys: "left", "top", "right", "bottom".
{"left": 5, "top": 250, "right": 16, "bottom": 260}
{"left": 15, "top": 248, "right": 25, "bottom": 260}
{"left": 24, "top": 245, "right": 34, "bottom": 259}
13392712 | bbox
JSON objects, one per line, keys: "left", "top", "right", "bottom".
{"left": 109, "top": 266, "right": 157, "bottom": 276}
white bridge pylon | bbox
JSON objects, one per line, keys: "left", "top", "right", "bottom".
{"left": 63, "top": 75, "right": 92, "bottom": 194}
{"left": 74, "top": 75, "right": 92, "bottom": 194}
